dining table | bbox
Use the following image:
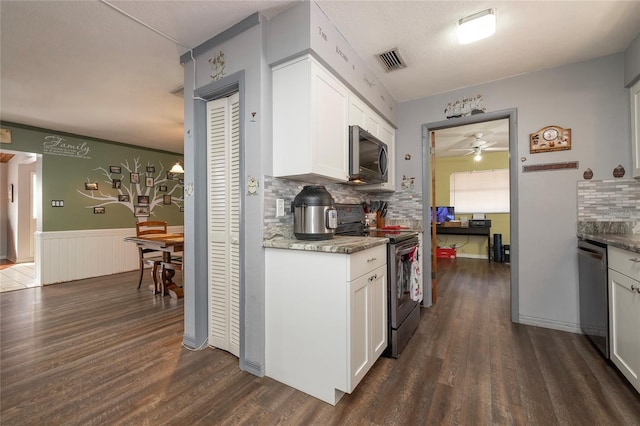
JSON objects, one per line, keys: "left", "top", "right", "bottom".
{"left": 124, "top": 233, "right": 184, "bottom": 298}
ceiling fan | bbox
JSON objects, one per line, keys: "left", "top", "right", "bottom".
{"left": 450, "top": 133, "right": 508, "bottom": 158}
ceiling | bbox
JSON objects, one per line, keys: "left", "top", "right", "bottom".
{"left": 433, "top": 119, "right": 509, "bottom": 158}
{"left": 1, "top": 1, "right": 639, "bottom": 155}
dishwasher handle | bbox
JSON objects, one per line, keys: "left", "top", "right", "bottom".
{"left": 578, "top": 246, "right": 604, "bottom": 260}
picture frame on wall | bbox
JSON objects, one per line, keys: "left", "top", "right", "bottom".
{"left": 112, "top": 179, "right": 121, "bottom": 189}
{"left": 85, "top": 182, "right": 98, "bottom": 190}
{"left": 130, "top": 172, "right": 139, "bottom": 184}
{"left": 158, "top": 185, "right": 167, "bottom": 192}
{"left": 163, "top": 195, "right": 172, "bottom": 205}
{"left": 94, "top": 207, "right": 105, "bottom": 214}
{"left": 146, "top": 165, "right": 155, "bottom": 173}
{"left": 8, "top": 184, "right": 13, "bottom": 202}
{"left": 166, "top": 172, "right": 174, "bottom": 180}
{"left": 109, "top": 166, "right": 121, "bottom": 174}
{"left": 137, "top": 195, "right": 149, "bottom": 205}
{"left": 134, "top": 205, "right": 150, "bottom": 217}
{"left": 118, "top": 194, "right": 130, "bottom": 202}
{"left": 145, "top": 177, "right": 154, "bottom": 187}
{"left": 0, "top": 128, "right": 12, "bottom": 144}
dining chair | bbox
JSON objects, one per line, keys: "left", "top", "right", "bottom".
{"left": 161, "top": 258, "right": 183, "bottom": 299}
{"left": 135, "top": 221, "right": 167, "bottom": 290}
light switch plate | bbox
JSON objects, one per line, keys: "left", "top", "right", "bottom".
{"left": 276, "top": 199, "right": 285, "bottom": 217}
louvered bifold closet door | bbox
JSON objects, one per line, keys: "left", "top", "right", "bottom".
{"left": 206, "top": 92, "right": 240, "bottom": 357}
{"left": 229, "top": 95, "right": 240, "bottom": 356}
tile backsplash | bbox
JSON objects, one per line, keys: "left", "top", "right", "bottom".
{"left": 577, "top": 178, "right": 640, "bottom": 221}
{"left": 263, "top": 176, "right": 424, "bottom": 228}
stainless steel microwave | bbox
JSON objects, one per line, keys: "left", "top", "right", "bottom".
{"left": 348, "top": 125, "right": 388, "bottom": 184}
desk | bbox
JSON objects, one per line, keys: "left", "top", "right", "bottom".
{"left": 124, "top": 233, "right": 184, "bottom": 296}
{"left": 435, "top": 225, "right": 491, "bottom": 262}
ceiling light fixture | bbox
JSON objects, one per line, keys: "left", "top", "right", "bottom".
{"left": 457, "top": 8, "right": 496, "bottom": 45}
{"left": 474, "top": 149, "right": 483, "bottom": 162}
{"left": 169, "top": 161, "right": 184, "bottom": 174}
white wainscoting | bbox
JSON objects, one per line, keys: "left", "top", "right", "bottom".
{"left": 35, "top": 226, "right": 183, "bottom": 285}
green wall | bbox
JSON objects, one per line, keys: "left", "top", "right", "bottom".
{"left": 1, "top": 122, "right": 184, "bottom": 231}
{"left": 434, "top": 151, "right": 510, "bottom": 257}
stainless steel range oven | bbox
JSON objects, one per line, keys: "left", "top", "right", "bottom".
{"left": 386, "top": 234, "right": 420, "bottom": 358}
{"left": 336, "top": 204, "right": 421, "bottom": 358}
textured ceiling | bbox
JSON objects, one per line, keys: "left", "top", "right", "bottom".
{"left": 1, "top": 1, "right": 639, "bottom": 154}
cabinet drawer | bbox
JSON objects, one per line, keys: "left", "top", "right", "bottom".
{"left": 350, "top": 245, "right": 386, "bottom": 281}
{"left": 608, "top": 246, "right": 640, "bottom": 280}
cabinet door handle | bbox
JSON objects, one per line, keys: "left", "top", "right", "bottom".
{"left": 369, "top": 274, "right": 378, "bottom": 282}
{"left": 631, "top": 285, "right": 640, "bottom": 294}
{"left": 367, "top": 257, "right": 377, "bottom": 263}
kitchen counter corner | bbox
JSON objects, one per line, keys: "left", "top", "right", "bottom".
{"left": 577, "top": 221, "right": 640, "bottom": 254}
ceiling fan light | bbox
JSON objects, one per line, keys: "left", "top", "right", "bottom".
{"left": 169, "top": 161, "right": 184, "bottom": 174}
{"left": 457, "top": 8, "right": 496, "bottom": 45}
{"left": 474, "top": 152, "right": 482, "bottom": 162}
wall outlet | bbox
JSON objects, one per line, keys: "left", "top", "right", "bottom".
{"left": 276, "top": 199, "right": 285, "bottom": 217}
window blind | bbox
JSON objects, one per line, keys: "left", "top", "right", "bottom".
{"left": 450, "top": 169, "right": 510, "bottom": 213}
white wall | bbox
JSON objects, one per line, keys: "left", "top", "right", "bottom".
{"left": 183, "top": 16, "right": 268, "bottom": 372}
{"left": 397, "top": 54, "right": 631, "bottom": 332}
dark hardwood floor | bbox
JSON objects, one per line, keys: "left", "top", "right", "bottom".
{"left": 1, "top": 259, "right": 639, "bottom": 425}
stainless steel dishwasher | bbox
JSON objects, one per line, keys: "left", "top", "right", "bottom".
{"left": 578, "top": 239, "right": 609, "bottom": 359}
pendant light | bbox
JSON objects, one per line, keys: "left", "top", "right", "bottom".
{"left": 169, "top": 161, "right": 184, "bottom": 174}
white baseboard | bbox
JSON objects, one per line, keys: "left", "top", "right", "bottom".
{"left": 518, "top": 314, "right": 581, "bottom": 334}
{"left": 35, "top": 226, "right": 183, "bottom": 285}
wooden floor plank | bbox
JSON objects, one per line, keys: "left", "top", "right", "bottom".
{"left": 2, "top": 260, "right": 639, "bottom": 424}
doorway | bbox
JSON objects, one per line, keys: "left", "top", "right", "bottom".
{"left": 422, "top": 109, "right": 519, "bottom": 322}
{"left": 0, "top": 150, "right": 41, "bottom": 292}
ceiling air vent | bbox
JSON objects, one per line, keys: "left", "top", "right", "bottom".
{"left": 376, "top": 48, "right": 406, "bottom": 72}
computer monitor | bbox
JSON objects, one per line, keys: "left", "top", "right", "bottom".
{"left": 430, "top": 206, "right": 455, "bottom": 223}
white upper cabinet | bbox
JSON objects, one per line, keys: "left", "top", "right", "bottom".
{"left": 348, "top": 96, "right": 367, "bottom": 130}
{"left": 273, "top": 55, "right": 349, "bottom": 183}
{"left": 631, "top": 79, "right": 640, "bottom": 178}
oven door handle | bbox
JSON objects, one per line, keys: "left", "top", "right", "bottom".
{"left": 396, "top": 244, "right": 418, "bottom": 257}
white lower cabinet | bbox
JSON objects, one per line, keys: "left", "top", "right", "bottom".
{"left": 265, "top": 244, "right": 387, "bottom": 405}
{"left": 349, "top": 263, "right": 387, "bottom": 390}
{"left": 608, "top": 246, "right": 640, "bottom": 393}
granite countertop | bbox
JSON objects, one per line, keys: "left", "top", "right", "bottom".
{"left": 577, "top": 221, "right": 640, "bottom": 254}
{"left": 263, "top": 224, "right": 388, "bottom": 254}
{"left": 577, "top": 233, "right": 640, "bottom": 254}
{"left": 263, "top": 235, "right": 388, "bottom": 254}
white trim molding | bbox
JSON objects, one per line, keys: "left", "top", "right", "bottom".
{"left": 518, "top": 314, "right": 581, "bottom": 334}
{"left": 35, "top": 226, "right": 184, "bottom": 285}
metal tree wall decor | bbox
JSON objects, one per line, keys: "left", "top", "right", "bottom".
{"left": 78, "top": 157, "right": 183, "bottom": 216}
